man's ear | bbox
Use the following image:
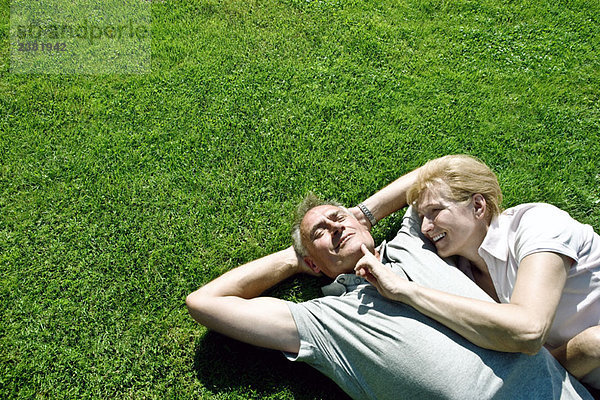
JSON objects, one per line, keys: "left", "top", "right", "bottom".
{"left": 303, "top": 257, "right": 321, "bottom": 274}
{"left": 472, "top": 193, "right": 487, "bottom": 220}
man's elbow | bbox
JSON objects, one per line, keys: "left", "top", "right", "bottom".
{"left": 185, "top": 291, "right": 198, "bottom": 312}
{"left": 185, "top": 289, "right": 211, "bottom": 324}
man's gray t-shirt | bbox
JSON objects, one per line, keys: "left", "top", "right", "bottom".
{"left": 285, "top": 208, "right": 591, "bottom": 400}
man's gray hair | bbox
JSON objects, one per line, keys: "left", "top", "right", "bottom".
{"left": 291, "top": 193, "right": 343, "bottom": 257}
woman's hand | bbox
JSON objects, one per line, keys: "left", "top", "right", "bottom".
{"left": 355, "top": 244, "right": 412, "bottom": 301}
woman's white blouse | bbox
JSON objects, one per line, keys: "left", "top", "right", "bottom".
{"left": 461, "top": 203, "right": 600, "bottom": 350}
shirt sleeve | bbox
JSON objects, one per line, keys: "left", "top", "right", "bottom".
{"left": 512, "top": 204, "right": 581, "bottom": 264}
{"left": 282, "top": 298, "right": 371, "bottom": 400}
{"left": 283, "top": 301, "right": 335, "bottom": 368}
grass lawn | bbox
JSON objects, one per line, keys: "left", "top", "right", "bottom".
{"left": 1, "top": 0, "right": 599, "bottom": 398}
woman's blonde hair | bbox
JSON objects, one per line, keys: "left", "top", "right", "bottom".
{"left": 406, "top": 155, "right": 503, "bottom": 221}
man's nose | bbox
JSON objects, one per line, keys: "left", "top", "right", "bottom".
{"left": 330, "top": 221, "right": 344, "bottom": 234}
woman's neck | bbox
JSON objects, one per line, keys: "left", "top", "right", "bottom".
{"left": 467, "top": 259, "right": 500, "bottom": 302}
{"left": 462, "top": 221, "right": 489, "bottom": 271}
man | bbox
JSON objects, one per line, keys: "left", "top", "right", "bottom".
{"left": 186, "top": 192, "right": 592, "bottom": 399}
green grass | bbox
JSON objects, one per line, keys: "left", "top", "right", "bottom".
{"left": 1, "top": 0, "right": 599, "bottom": 398}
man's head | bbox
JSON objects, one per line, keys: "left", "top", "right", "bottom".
{"left": 291, "top": 193, "right": 375, "bottom": 279}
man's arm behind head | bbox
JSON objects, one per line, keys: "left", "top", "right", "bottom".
{"left": 186, "top": 247, "right": 310, "bottom": 353}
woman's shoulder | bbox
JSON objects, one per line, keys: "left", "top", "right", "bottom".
{"left": 499, "top": 203, "right": 577, "bottom": 244}
{"left": 500, "top": 203, "right": 585, "bottom": 262}
{"left": 501, "top": 203, "right": 570, "bottom": 223}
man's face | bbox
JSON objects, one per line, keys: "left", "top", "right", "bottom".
{"left": 300, "top": 205, "right": 375, "bottom": 279}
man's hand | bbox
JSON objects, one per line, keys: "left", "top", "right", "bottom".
{"left": 354, "top": 244, "right": 412, "bottom": 301}
{"left": 286, "top": 246, "right": 322, "bottom": 277}
{"left": 349, "top": 206, "right": 372, "bottom": 231}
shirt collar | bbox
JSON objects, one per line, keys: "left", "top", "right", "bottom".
{"left": 376, "top": 240, "right": 386, "bottom": 262}
{"left": 321, "top": 242, "right": 385, "bottom": 296}
{"left": 479, "top": 215, "right": 509, "bottom": 262}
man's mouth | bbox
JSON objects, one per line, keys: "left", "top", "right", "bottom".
{"left": 432, "top": 232, "right": 446, "bottom": 243}
{"left": 336, "top": 233, "right": 354, "bottom": 249}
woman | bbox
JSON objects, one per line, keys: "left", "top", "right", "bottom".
{"left": 352, "top": 155, "right": 600, "bottom": 389}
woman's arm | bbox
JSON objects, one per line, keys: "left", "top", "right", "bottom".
{"left": 355, "top": 245, "right": 571, "bottom": 354}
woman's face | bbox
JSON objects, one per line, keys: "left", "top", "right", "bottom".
{"left": 417, "top": 184, "right": 486, "bottom": 259}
